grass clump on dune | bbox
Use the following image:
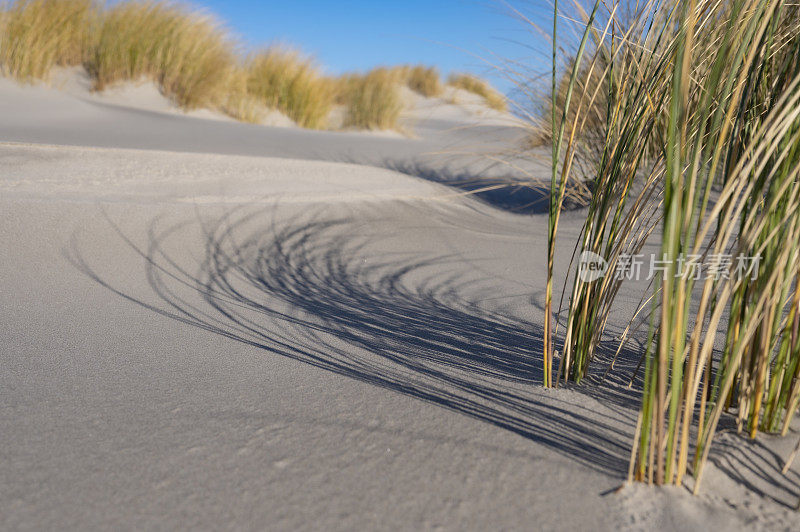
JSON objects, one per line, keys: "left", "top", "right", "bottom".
{"left": 245, "top": 47, "right": 333, "bottom": 129}
{"left": 0, "top": 0, "right": 98, "bottom": 81}
{"left": 405, "top": 64, "right": 442, "bottom": 97}
{"left": 219, "top": 66, "right": 264, "bottom": 124}
{"left": 447, "top": 73, "right": 506, "bottom": 111}
{"left": 338, "top": 68, "right": 402, "bottom": 131}
{"left": 87, "top": 1, "right": 236, "bottom": 110}
{"left": 543, "top": 0, "right": 800, "bottom": 497}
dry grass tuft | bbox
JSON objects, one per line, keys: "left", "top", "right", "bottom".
{"left": 86, "top": 1, "right": 236, "bottom": 110}
{"left": 338, "top": 67, "right": 402, "bottom": 131}
{"left": 245, "top": 47, "right": 333, "bottom": 129}
{"left": 220, "top": 66, "right": 264, "bottom": 123}
{"left": 0, "top": 0, "right": 98, "bottom": 81}
{"left": 447, "top": 73, "right": 507, "bottom": 111}
{"left": 405, "top": 64, "right": 442, "bottom": 97}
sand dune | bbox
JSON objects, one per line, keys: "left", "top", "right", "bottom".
{"left": 0, "top": 67, "right": 526, "bottom": 163}
{"left": 2, "top": 74, "right": 800, "bottom": 531}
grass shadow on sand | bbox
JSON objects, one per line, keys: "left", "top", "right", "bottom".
{"left": 67, "top": 204, "right": 792, "bottom": 494}
{"left": 708, "top": 434, "right": 800, "bottom": 509}
{"left": 68, "top": 205, "right": 636, "bottom": 477}
{"left": 381, "top": 160, "right": 553, "bottom": 215}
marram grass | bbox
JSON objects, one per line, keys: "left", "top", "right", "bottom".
{"left": 220, "top": 66, "right": 264, "bottom": 124}
{"left": 447, "top": 73, "right": 507, "bottom": 112}
{"left": 0, "top": 0, "right": 98, "bottom": 81}
{"left": 337, "top": 67, "right": 402, "bottom": 131}
{"left": 405, "top": 64, "right": 442, "bottom": 97}
{"left": 87, "top": 0, "right": 236, "bottom": 110}
{"left": 246, "top": 47, "right": 334, "bottom": 129}
{"left": 545, "top": 0, "right": 800, "bottom": 496}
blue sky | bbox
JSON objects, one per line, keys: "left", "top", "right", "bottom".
{"left": 189, "top": 0, "right": 552, "bottom": 95}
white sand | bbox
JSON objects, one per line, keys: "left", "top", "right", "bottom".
{"left": 0, "top": 143, "right": 454, "bottom": 204}
{"left": 400, "top": 85, "right": 521, "bottom": 128}
{"left": 2, "top": 74, "right": 800, "bottom": 531}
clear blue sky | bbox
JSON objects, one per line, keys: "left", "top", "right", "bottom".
{"left": 189, "top": 0, "right": 551, "bottom": 95}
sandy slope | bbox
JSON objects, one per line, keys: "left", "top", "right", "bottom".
{"left": 2, "top": 78, "right": 800, "bottom": 531}
{"left": 0, "top": 71, "right": 537, "bottom": 184}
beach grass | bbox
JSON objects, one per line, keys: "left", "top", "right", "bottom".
{"left": 246, "top": 47, "right": 334, "bottom": 129}
{"left": 405, "top": 64, "right": 442, "bottom": 97}
{"left": 447, "top": 73, "right": 506, "bottom": 111}
{"left": 87, "top": 1, "right": 236, "bottom": 110}
{"left": 544, "top": 0, "right": 800, "bottom": 493}
{"left": 0, "top": 0, "right": 98, "bottom": 81}
{"left": 220, "top": 66, "right": 264, "bottom": 123}
{"left": 338, "top": 67, "right": 402, "bottom": 131}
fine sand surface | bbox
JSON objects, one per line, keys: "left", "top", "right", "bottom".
{"left": 2, "top": 78, "right": 800, "bottom": 531}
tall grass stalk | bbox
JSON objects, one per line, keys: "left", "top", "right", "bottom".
{"left": 546, "top": 0, "right": 800, "bottom": 490}
{"left": 545, "top": 0, "right": 601, "bottom": 387}
{"left": 555, "top": 0, "right": 671, "bottom": 385}
{"left": 631, "top": 0, "right": 800, "bottom": 490}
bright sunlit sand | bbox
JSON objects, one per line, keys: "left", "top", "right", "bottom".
{"left": 2, "top": 1, "right": 800, "bottom": 530}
